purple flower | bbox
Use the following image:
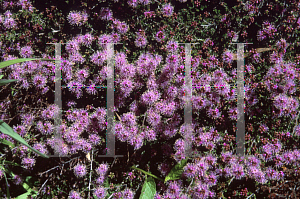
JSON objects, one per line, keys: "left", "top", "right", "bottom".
{"left": 119, "top": 78, "right": 134, "bottom": 98}
{"left": 160, "top": 101, "right": 176, "bottom": 116}
{"left": 222, "top": 50, "right": 234, "bottom": 64}
{"left": 119, "top": 64, "right": 136, "bottom": 79}
{"left": 94, "top": 187, "right": 106, "bottom": 198}
{"left": 81, "top": 11, "right": 88, "bottom": 24}
{"left": 95, "top": 175, "right": 106, "bottom": 185}
{"left": 215, "top": 81, "right": 230, "bottom": 96}
{"left": 96, "top": 163, "right": 109, "bottom": 176}
{"left": 80, "top": 33, "right": 94, "bottom": 46}
{"left": 121, "top": 112, "right": 137, "bottom": 127}
{"left": 166, "top": 40, "right": 178, "bottom": 53}
{"left": 4, "top": 11, "right": 13, "bottom": 18}
{"left": 144, "top": 11, "right": 155, "bottom": 18}
{"left": 69, "top": 51, "right": 85, "bottom": 64}
{"left": 67, "top": 11, "right": 87, "bottom": 26}
{"left": 192, "top": 182, "right": 210, "bottom": 199}
{"left": 265, "top": 167, "right": 280, "bottom": 181}
{"left": 204, "top": 172, "right": 218, "bottom": 187}
{"left": 273, "top": 94, "right": 289, "bottom": 110}
{"left": 128, "top": 0, "right": 138, "bottom": 8}
{"left": 63, "top": 129, "right": 80, "bottom": 143}
{"left": 89, "top": 134, "right": 101, "bottom": 146}
{"left": 248, "top": 166, "right": 267, "bottom": 184}
{"left": 115, "top": 52, "right": 127, "bottom": 68}
{"left": 13, "top": 125, "right": 26, "bottom": 137}
{"left": 136, "top": 53, "right": 158, "bottom": 76}
{"left": 204, "top": 154, "right": 217, "bottom": 168}
{"left": 86, "top": 82, "right": 98, "bottom": 95}
{"left": 166, "top": 54, "right": 179, "bottom": 66}
{"left": 162, "top": 3, "right": 174, "bottom": 17}
{"left": 76, "top": 69, "right": 89, "bottom": 82}
{"left": 221, "top": 152, "right": 236, "bottom": 165}
{"left": 207, "top": 107, "right": 221, "bottom": 119}
{"left": 73, "top": 163, "right": 87, "bottom": 178}
{"left": 174, "top": 138, "right": 185, "bottom": 152}
{"left": 22, "top": 157, "right": 36, "bottom": 169}
{"left": 33, "top": 74, "right": 47, "bottom": 89}
{"left": 166, "top": 181, "right": 181, "bottom": 197}
{"left": 227, "top": 107, "right": 238, "bottom": 121}
{"left": 20, "top": 46, "right": 33, "bottom": 58}
{"left": 141, "top": 90, "right": 161, "bottom": 106}
{"left": 68, "top": 190, "right": 83, "bottom": 199}
{"left": 111, "top": 32, "right": 120, "bottom": 43}
{"left": 98, "top": 34, "right": 112, "bottom": 49}
{"left": 192, "top": 95, "right": 207, "bottom": 110}
{"left": 145, "top": 128, "right": 156, "bottom": 141}
{"left": 90, "top": 50, "right": 107, "bottom": 66}
{"left": 166, "top": 86, "right": 178, "bottom": 99}
{"left": 115, "top": 123, "right": 130, "bottom": 142}
{"left": 183, "top": 163, "right": 197, "bottom": 178}
{"left": 231, "top": 164, "right": 245, "bottom": 180}
{"left": 134, "top": 35, "right": 147, "bottom": 48}
{"left": 33, "top": 143, "right": 48, "bottom": 155}
{"left": 99, "top": 7, "right": 113, "bottom": 21}
{"left": 122, "top": 188, "right": 135, "bottom": 199}
{"left": 139, "top": 0, "right": 151, "bottom": 5}
{"left": 66, "top": 40, "right": 80, "bottom": 54}
{"left": 41, "top": 104, "right": 60, "bottom": 120}
{"left": 3, "top": 17, "right": 17, "bottom": 29}
{"left": 117, "top": 22, "right": 129, "bottom": 34}
{"left": 155, "top": 31, "right": 165, "bottom": 42}
{"left": 128, "top": 134, "right": 144, "bottom": 150}
{"left": 48, "top": 137, "right": 69, "bottom": 156}
{"left": 13, "top": 175, "right": 22, "bottom": 185}
{"left": 283, "top": 151, "right": 296, "bottom": 165}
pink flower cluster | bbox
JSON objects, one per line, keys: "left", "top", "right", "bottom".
{"left": 67, "top": 11, "right": 88, "bottom": 26}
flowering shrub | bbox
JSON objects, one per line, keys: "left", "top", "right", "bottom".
{"left": 0, "top": 0, "right": 300, "bottom": 198}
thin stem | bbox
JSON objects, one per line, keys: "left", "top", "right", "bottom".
{"left": 38, "top": 156, "right": 80, "bottom": 176}
{"left": 36, "top": 173, "right": 53, "bottom": 198}
{"left": 88, "top": 150, "right": 94, "bottom": 199}
{"left": 292, "top": 111, "right": 300, "bottom": 137}
{"left": 130, "top": 166, "right": 164, "bottom": 182}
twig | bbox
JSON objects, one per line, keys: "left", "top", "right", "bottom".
{"left": 36, "top": 173, "right": 53, "bottom": 198}
{"left": 292, "top": 111, "right": 300, "bottom": 137}
{"left": 88, "top": 149, "right": 94, "bottom": 199}
{"left": 108, "top": 193, "right": 114, "bottom": 199}
{"left": 187, "top": 178, "right": 193, "bottom": 193}
{"left": 246, "top": 193, "right": 254, "bottom": 199}
{"left": 38, "top": 156, "right": 79, "bottom": 176}
{"left": 228, "top": 177, "right": 234, "bottom": 186}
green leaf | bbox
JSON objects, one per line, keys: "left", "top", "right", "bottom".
{"left": 164, "top": 158, "right": 188, "bottom": 183}
{"left": 3, "top": 171, "right": 10, "bottom": 198}
{"left": 131, "top": 166, "right": 164, "bottom": 182}
{"left": 0, "top": 75, "right": 3, "bottom": 79}
{"left": 0, "top": 58, "right": 55, "bottom": 69}
{"left": 15, "top": 190, "right": 37, "bottom": 199}
{"left": 0, "top": 138, "right": 15, "bottom": 147}
{"left": 0, "top": 120, "right": 49, "bottom": 158}
{"left": 1, "top": 167, "right": 38, "bottom": 198}
{"left": 4, "top": 160, "right": 21, "bottom": 167}
{"left": 0, "top": 79, "right": 19, "bottom": 86}
{"left": 15, "top": 176, "right": 38, "bottom": 199}
{"left": 139, "top": 177, "right": 156, "bottom": 199}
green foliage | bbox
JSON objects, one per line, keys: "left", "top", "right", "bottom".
{"left": 139, "top": 176, "right": 156, "bottom": 199}
{"left": 0, "top": 58, "right": 55, "bottom": 159}
{"left": 164, "top": 158, "right": 188, "bottom": 183}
